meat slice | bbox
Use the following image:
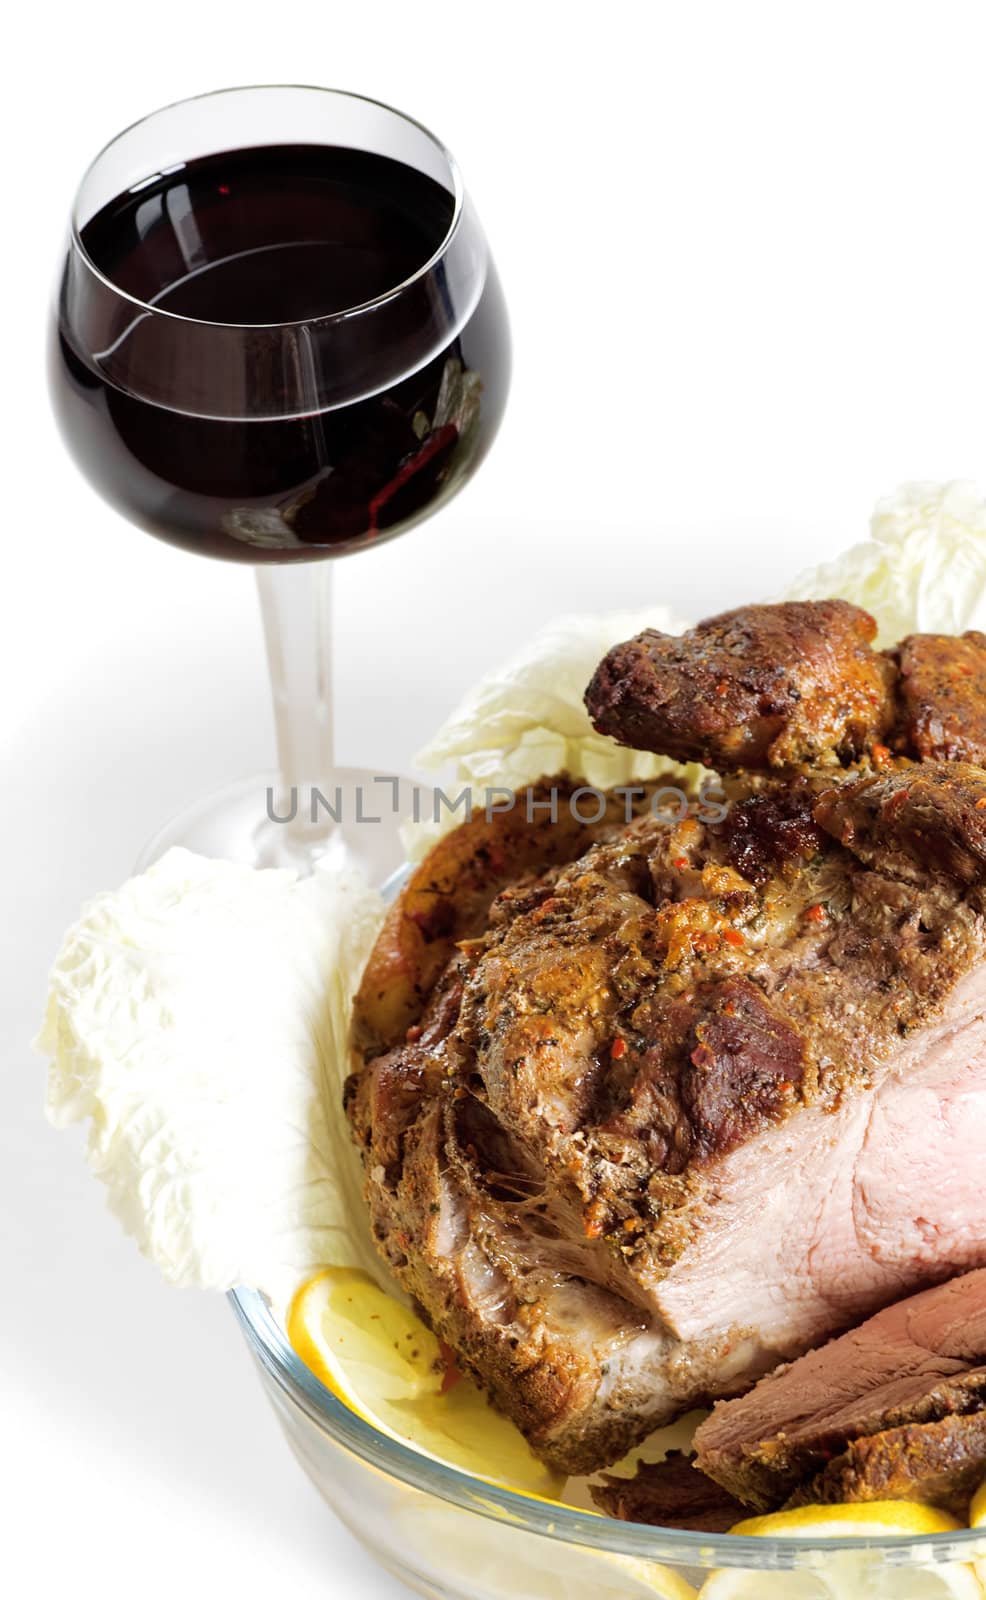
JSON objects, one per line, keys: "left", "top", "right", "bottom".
{"left": 694, "top": 1269, "right": 986, "bottom": 1512}
{"left": 590, "top": 1453, "right": 747, "bottom": 1531}
{"left": 349, "top": 763, "right": 986, "bottom": 1474}
{"left": 584, "top": 600, "right": 896, "bottom": 769}
{"left": 787, "top": 1413, "right": 986, "bottom": 1518}
{"left": 892, "top": 631, "right": 986, "bottom": 763}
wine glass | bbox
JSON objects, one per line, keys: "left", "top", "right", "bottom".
{"left": 50, "top": 84, "right": 510, "bottom": 880}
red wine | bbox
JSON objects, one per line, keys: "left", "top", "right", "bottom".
{"left": 52, "top": 145, "right": 509, "bottom": 560}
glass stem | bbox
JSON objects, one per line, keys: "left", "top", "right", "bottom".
{"left": 256, "top": 562, "right": 335, "bottom": 853}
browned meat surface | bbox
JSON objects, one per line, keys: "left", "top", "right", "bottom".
{"left": 348, "top": 764, "right": 986, "bottom": 1475}
{"left": 585, "top": 602, "right": 986, "bottom": 772}
{"left": 694, "top": 1269, "right": 986, "bottom": 1511}
{"left": 892, "top": 631, "right": 986, "bottom": 762}
{"left": 787, "top": 1413, "right": 986, "bottom": 1518}
{"left": 590, "top": 1453, "right": 747, "bottom": 1531}
{"left": 584, "top": 601, "right": 896, "bottom": 769}
{"left": 814, "top": 761, "right": 986, "bottom": 895}
{"left": 353, "top": 777, "right": 635, "bottom": 1058}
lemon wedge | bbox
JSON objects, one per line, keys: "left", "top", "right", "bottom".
{"left": 287, "top": 1267, "right": 560, "bottom": 1496}
{"left": 698, "top": 1502, "right": 983, "bottom": 1599}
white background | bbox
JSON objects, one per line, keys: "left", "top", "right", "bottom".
{"left": 4, "top": 2, "right": 986, "bottom": 1595}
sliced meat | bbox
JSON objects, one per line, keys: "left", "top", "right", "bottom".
{"left": 787, "top": 1413, "right": 986, "bottom": 1518}
{"left": 584, "top": 600, "right": 896, "bottom": 769}
{"left": 590, "top": 1453, "right": 747, "bottom": 1531}
{"left": 892, "top": 631, "right": 986, "bottom": 764}
{"left": 694, "top": 1269, "right": 986, "bottom": 1511}
{"left": 349, "top": 764, "right": 986, "bottom": 1474}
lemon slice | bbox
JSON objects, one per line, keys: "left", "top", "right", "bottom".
{"left": 969, "top": 1477, "right": 986, "bottom": 1588}
{"left": 288, "top": 1267, "right": 560, "bottom": 1496}
{"left": 698, "top": 1502, "right": 983, "bottom": 1599}
{"left": 382, "top": 1498, "right": 698, "bottom": 1600}
{"left": 288, "top": 1269, "right": 696, "bottom": 1597}
{"left": 727, "top": 1504, "right": 968, "bottom": 1540}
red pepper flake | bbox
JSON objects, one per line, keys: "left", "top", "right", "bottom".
{"left": 438, "top": 1340, "right": 463, "bottom": 1394}
{"left": 777, "top": 1079, "right": 795, "bottom": 1093}
{"left": 715, "top": 681, "right": 729, "bottom": 696}
{"left": 532, "top": 897, "right": 562, "bottom": 923}
{"left": 804, "top": 903, "right": 827, "bottom": 924}
{"left": 673, "top": 856, "right": 690, "bottom": 870}
{"left": 610, "top": 1037, "right": 627, "bottom": 1060}
{"left": 584, "top": 1201, "right": 607, "bottom": 1239}
{"left": 871, "top": 742, "right": 892, "bottom": 766}
{"left": 976, "top": 798, "right": 986, "bottom": 811}
{"left": 405, "top": 1023, "right": 424, "bottom": 1042}
{"left": 722, "top": 927, "right": 745, "bottom": 947}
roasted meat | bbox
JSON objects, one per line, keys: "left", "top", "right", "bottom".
{"left": 585, "top": 602, "right": 986, "bottom": 771}
{"left": 892, "top": 631, "right": 986, "bottom": 762}
{"left": 590, "top": 1452, "right": 747, "bottom": 1531}
{"left": 348, "top": 758, "right": 986, "bottom": 1474}
{"left": 695, "top": 1269, "right": 986, "bottom": 1517}
{"left": 786, "top": 1414, "right": 986, "bottom": 1517}
{"left": 353, "top": 777, "right": 633, "bottom": 1059}
{"left": 584, "top": 601, "right": 896, "bottom": 769}
{"left": 814, "top": 760, "right": 986, "bottom": 887}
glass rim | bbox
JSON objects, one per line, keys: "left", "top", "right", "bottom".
{"left": 229, "top": 1284, "right": 986, "bottom": 1571}
{"left": 68, "top": 82, "right": 466, "bottom": 332}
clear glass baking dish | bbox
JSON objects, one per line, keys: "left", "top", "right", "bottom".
{"left": 230, "top": 1286, "right": 986, "bottom": 1599}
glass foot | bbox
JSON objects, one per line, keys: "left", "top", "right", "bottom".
{"left": 134, "top": 768, "right": 417, "bottom": 885}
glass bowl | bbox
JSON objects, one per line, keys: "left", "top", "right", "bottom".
{"left": 230, "top": 1287, "right": 986, "bottom": 1598}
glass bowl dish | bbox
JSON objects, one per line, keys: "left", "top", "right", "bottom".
{"left": 230, "top": 1286, "right": 986, "bottom": 1598}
